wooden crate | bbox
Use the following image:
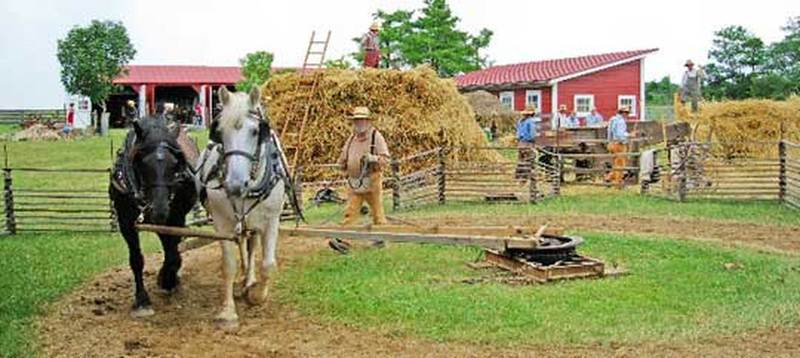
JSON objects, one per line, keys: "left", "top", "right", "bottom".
{"left": 483, "top": 249, "right": 605, "bottom": 283}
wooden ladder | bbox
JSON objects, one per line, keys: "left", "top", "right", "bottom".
{"left": 280, "top": 30, "right": 331, "bottom": 170}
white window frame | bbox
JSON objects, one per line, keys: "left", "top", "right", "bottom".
{"left": 499, "top": 91, "right": 514, "bottom": 111}
{"left": 618, "top": 95, "right": 637, "bottom": 116}
{"left": 573, "top": 94, "right": 594, "bottom": 117}
{"left": 525, "top": 90, "right": 542, "bottom": 112}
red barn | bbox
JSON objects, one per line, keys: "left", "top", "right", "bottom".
{"left": 455, "top": 49, "right": 658, "bottom": 122}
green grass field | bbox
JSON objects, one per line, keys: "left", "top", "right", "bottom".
{"left": 278, "top": 233, "right": 800, "bottom": 345}
{"left": 0, "top": 129, "right": 799, "bottom": 356}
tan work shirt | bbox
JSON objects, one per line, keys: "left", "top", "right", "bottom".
{"left": 338, "top": 127, "right": 390, "bottom": 178}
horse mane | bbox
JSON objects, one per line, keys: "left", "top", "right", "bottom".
{"left": 218, "top": 92, "right": 259, "bottom": 131}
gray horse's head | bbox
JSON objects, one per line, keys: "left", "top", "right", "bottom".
{"left": 212, "top": 86, "right": 270, "bottom": 197}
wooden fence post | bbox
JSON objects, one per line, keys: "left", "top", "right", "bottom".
{"left": 528, "top": 149, "right": 538, "bottom": 204}
{"left": 437, "top": 147, "right": 446, "bottom": 205}
{"left": 779, "top": 140, "right": 787, "bottom": 204}
{"left": 553, "top": 155, "right": 562, "bottom": 197}
{"left": 677, "top": 145, "right": 688, "bottom": 202}
{"left": 391, "top": 160, "right": 400, "bottom": 211}
{"left": 4, "top": 168, "right": 16, "bottom": 235}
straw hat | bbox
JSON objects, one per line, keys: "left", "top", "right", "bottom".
{"left": 522, "top": 105, "right": 538, "bottom": 115}
{"left": 684, "top": 59, "right": 694, "bottom": 67}
{"left": 370, "top": 22, "right": 381, "bottom": 31}
{"left": 127, "top": 100, "right": 135, "bottom": 106}
{"left": 558, "top": 104, "right": 568, "bottom": 112}
{"left": 349, "top": 106, "right": 372, "bottom": 119}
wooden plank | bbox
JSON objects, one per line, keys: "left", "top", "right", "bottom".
{"left": 304, "top": 224, "right": 563, "bottom": 237}
{"left": 136, "top": 224, "right": 238, "bottom": 242}
{"left": 281, "top": 227, "right": 539, "bottom": 250}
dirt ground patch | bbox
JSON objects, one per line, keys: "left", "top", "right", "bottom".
{"left": 37, "top": 215, "right": 800, "bottom": 357}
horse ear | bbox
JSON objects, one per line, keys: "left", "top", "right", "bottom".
{"left": 248, "top": 86, "right": 261, "bottom": 107}
{"left": 218, "top": 87, "right": 231, "bottom": 105}
{"left": 133, "top": 120, "right": 144, "bottom": 139}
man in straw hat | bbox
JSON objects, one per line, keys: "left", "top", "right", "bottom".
{"left": 605, "top": 106, "right": 631, "bottom": 188}
{"left": 681, "top": 59, "right": 704, "bottom": 113}
{"left": 124, "top": 99, "right": 138, "bottom": 126}
{"left": 329, "top": 106, "right": 391, "bottom": 254}
{"left": 361, "top": 22, "right": 381, "bottom": 68}
{"left": 515, "top": 105, "right": 539, "bottom": 179}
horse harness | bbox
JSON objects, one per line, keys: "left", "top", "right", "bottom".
{"left": 111, "top": 131, "right": 193, "bottom": 212}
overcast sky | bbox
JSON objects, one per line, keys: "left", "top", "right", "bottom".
{"left": 1, "top": 0, "right": 798, "bottom": 109}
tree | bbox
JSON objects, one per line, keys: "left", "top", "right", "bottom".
{"left": 704, "top": 25, "right": 766, "bottom": 99}
{"left": 57, "top": 20, "right": 136, "bottom": 114}
{"left": 645, "top": 76, "right": 679, "bottom": 105}
{"left": 236, "top": 51, "right": 274, "bottom": 92}
{"left": 766, "top": 17, "right": 800, "bottom": 96}
{"left": 353, "top": 0, "right": 493, "bottom": 76}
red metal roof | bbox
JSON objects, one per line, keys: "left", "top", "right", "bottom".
{"left": 113, "top": 65, "right": 243, "bottom": 85}
{"left": 455, "top": 49, "right": 658, "bottom": 89}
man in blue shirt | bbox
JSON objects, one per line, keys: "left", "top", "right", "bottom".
{"left": 605, "top": 106, "right": 631, "bottom": 187}
{"left": 585, "top": 107, "right": 604, "bottom": 127}
{"left": 515, "top": 106, "right": 538, "bottom": 179}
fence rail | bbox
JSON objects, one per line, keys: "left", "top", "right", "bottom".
{"left": 0, "top": 109, "right": 65, "bottom": 125}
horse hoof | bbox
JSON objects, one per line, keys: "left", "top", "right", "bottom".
{"left": 214, "top": 318, "right": 240, "bottom": 332}
{"left": 245, "top": 284, "right": 268, "bottom": 306}
{"left": 130, "top": 306, "right": 155, "bottom": 318}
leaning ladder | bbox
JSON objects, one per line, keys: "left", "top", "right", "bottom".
{"left": 280, "top": 30, "right": 331, "bottom": 170}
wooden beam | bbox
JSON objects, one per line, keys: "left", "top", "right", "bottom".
{"left": 136, "top": 224, "right": 237, "bottom": 242}
{"left": 280, "top": 226, "right": 545, "bottom": 250}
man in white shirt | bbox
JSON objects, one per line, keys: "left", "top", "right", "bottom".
{"left": 681, "top": 60, "right": 704, "bottom": 113}
{"left": 585, "top": 107, "right": 604, "bottom": 127}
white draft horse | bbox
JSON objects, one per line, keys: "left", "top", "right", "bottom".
{"left": 196, "top": 87, "right": 287, "bottom": 330}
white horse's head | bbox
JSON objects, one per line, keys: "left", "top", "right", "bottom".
{"left": 212, "top": 86, "right": 270, "bottom": 197}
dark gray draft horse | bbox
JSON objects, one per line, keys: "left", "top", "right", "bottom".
{"left": 109, "top": 116, "right": 198, "bottom": 317}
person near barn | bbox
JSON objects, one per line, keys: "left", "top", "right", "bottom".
{"left": 681, "top": 59, "right": 705, "bottom": 113}
{"left": 63, "top": 103, "right": 75, "bottom": 135}
{"left": 585, "top": 107, "right": 604, "bottom": 127}
{"left": 552, "top": 104, "right": 577, "bottom": 129}
{"left": 515, "top": 105, "right": 538, "bottom": 179}
{"left": 329, "top": 106, "right": 391, "bottom": 254}
{"left": 606, "top": 106, "right": 631, "bottom": 188}
{"left": 123, "top": 100, "right": 138, "bottom": 126}
{"left": 361, "top": 22, "right": 381, "bottom": 68}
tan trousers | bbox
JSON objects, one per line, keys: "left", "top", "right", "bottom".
{"left": 342, "top": 173, "right": 386, "bottom": 226}
{"left": 606, "top": 142, "right": 627, "bottom": 187}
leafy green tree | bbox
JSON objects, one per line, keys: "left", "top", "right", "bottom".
{"left": 704, "top": 25, "right": 766, "bottom": 99}
{"left": 324, "top": 56, "right": 355, "bottom": 70}
{"left": 645, "top": 76, "right": 679, "bottom": 105}
{"left": 353, "top": 0, "right": 493, "bottom": 76}
{"left": 57, "top": 20, "right": 136, "bottom": 114}
{"left": 236, "top": 51, "right": 274, "bottom": 92}
{"left": 766, "top": 17, "right": 800, "bottom": 96}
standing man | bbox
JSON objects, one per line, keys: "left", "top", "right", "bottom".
{"left": 329, "top": 106, "right": 391, "bottom": 254}
{"left": 124, "top": 100, "right": 138, "bottom": 126}
{"left": 681, "top": 59, "right": 704, "bottom": 113}
{"left": 63, "top": 103, "right": 75, "bottom": 135}
{"left": 585, "top": 107, "right": 604, "bottom": 127}
{"left": 515, "top": 106, "right": 538, "bottom": 179}
{"left": 361, "top": 22, "right": 381, "bottom": 68}
{"left": 552, "top": 104, "right": 572, "bottom": 129}
{"left": 606, "top": 106, "right": 630, "bottom": 188}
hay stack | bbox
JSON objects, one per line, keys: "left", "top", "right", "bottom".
{"left": 12, "top": 124, "right": 62, "bottom": 141}
{"left": 262, "top": 66, "right": 496, "bottom": 181}
{"left": 463, "top": 90, "right": 519, "bottom": 135}
{"left": 682, "top": 97, "right": 800, "bottom": 157}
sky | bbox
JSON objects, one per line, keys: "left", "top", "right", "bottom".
{"left": 1, "top": 0, "right": 798, "bottom": 109}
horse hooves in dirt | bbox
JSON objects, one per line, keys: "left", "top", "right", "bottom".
{"left": 130, "top": 306, "right": 155, "bottom": 318}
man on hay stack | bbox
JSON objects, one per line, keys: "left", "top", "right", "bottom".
{"left": 361, "top": 22, "right": 381, "bottom": 68}
{"left": 329, "top": 106, "right": 391, "bottom": 254}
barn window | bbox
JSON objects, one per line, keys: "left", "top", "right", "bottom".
{"left": 618, "top": 95, "right": 636, "bottom": 116}
{"left": 525, "top": 90, "right": 542, "bottom": 112}
{"left": 574, "top": 94, "right": 594, "bottom": 116}
{"left": 499, "top": 91, "right": 514, "bottom": 110}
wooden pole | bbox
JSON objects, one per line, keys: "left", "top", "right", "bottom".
{"left": 779, "top": 140, "right": 787, "bottom": 204}
{"left": 4, "top": 169, "right": 15, "bottom": 235}
{"left": 136, "top": 223, "right": 237, "bottom": 242}
{"left": 391, "top": 160, "right": 400, "bottom": 211}
{"left": 280, "top": 226, "right": 541, "bottom": 250}
{"left": 437, "top": 146, "right": 446, "bottom": 205}
{"left": 529, "top": 148, "right": 538, "bottom": 204}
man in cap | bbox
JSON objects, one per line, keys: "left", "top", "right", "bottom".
{"left": 681, "top": 59, "right": 704, "bottom": 113}
{"left": 605, "top": 106, "right": 631, "bottom": 188}
{"left": 361, "top": 22, "right": 381, "bottom": 68}
{"left": 515, "top": 105, "right": 538, "bottom": 179}
{"left": 329, "top": 106, "right": 391, "bottom": 254}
